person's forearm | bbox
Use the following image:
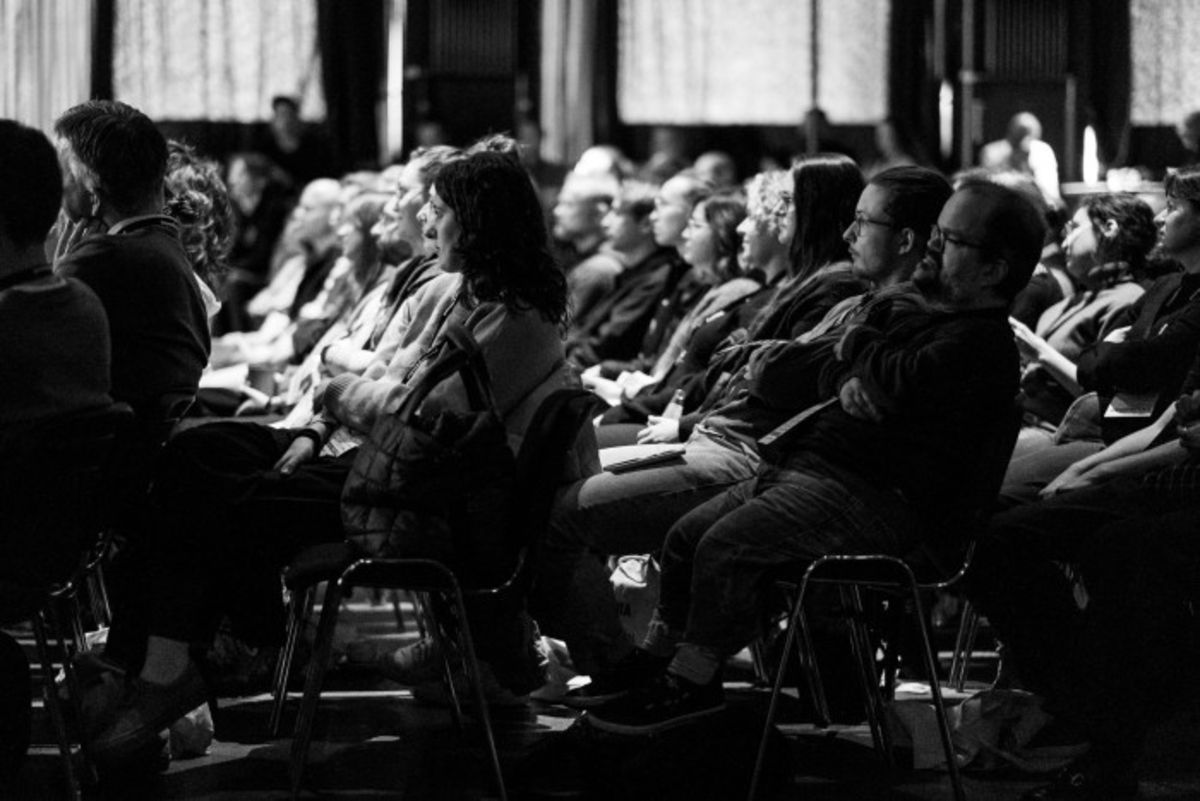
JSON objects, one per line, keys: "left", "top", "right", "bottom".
{"left": 1088, "top": 439, "right": 1189, "bottom": 482}
{"left": 1074, "top": 404, "right": 1177, "bottom": 473}
{"left": 1036, "top": 349, "right": 1082, "bottom": 396}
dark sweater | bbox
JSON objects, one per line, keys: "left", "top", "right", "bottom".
{"left": 57, "top": 217, "right": 210, "bottom": 416}
{"left": 566, "top": 247, "right": 683, "bottom": 367}
{"left": 1076, "top": 271, "right": 1200, "bottom": 441}
{"left": 784, "top": 305, "right": 1018, "bottom": 526}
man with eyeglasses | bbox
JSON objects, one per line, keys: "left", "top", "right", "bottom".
{"left": 581, "top": 182, "right": 1046, "bottom": 735}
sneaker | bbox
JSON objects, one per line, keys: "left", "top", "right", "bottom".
{"left": 584, "top": 672, "right": 725, "bottom": 735}
{"left": 345, "top": 637, "right": 446, "bottom": 685}
{"left": 559, "top": 648, "right": 670, "bottom": 709}
{"left": 411, "top": 660, "right": 530, "bottom": 708}
{"left": 89, "top": 667, "right": 208, "bottom": 763}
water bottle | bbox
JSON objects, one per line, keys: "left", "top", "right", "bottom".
{"left": 662, "top": 388, "right": 686, "bottom": 421}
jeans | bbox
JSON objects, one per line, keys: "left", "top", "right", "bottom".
{"left": 531, "top": 430, "right": 759, "bottom": 673}
{"left": 647, "top": 453, "right": 918, "bottom": 657}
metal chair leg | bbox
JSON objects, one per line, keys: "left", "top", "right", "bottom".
{"left": 844, "top": 586, "right": 894, "bottom": 767}
{"left": 270, "top": 585, "right": 313, "bottom": 737}
{"left": 949, "top": 599, "right": 981, "bottom": 691}
{"left": 795, "top": 607, "right": 831, "bottom": 727}
{"left": 31, "top": 611, "right": 82, "bottom": 801}
{"left": 905, "top": 581, "right": 966, "bottom": 801}
{"left": 289, "top": 579, "right": 343, "bottom": 798}
{"left": 447, "top": 585, "right": 507, "bottom": 801}
{"left": 747, "top": 579, "right": 811, "bottom": 801}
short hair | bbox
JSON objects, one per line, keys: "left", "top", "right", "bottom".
{"left": 958, "top": 182, "right": 1046, "bottom": 302}
{"left": 409, "top": 145, "right": 463, "bottom": 192}
{"left": 558, "top": 173, "right": 619, "bottom": 207}
{"left": 164, "top": 140, "right": 234, "bottom": 289}
{"left": 468, "top": 133, "right": 520, "bottom": 158}
{"left": 611, "top": 180, "right": 658, "bottom": 222}
{"left": 744, "top": 170, "right": 792, "bottom": 237}
{"left": 1165, "top": 164, "right": 1200, "bottom": 206}
{"left": 869, "top": 166, "right": 952, "bottom": 246}
{"left": 0, "top": 119, "right": 62, "bottom": 248}
{"left": 668, "top": 173, "right": 714, "bottom": 209}
{"left": 789, "top": 153, "right": 864, "bottom": 279}
{"left": 341, "top": 191, "right": 389, "bottom": 277}
{"left": 54, "top": 100, "right": 167, "bottom": 214}
{"left": 1082, "top": 193, "right": 1157, "bottom": 279}
{"left": 698, "top": 193, "right": 748, "bottom": 280}
{"left": 433, "top": 151, "right": 567, "bottom": 324}
{"left": 271, "top": 95, "right": 300, "bottom": 115}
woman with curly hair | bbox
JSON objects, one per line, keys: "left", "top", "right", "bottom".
{"left": 89, "top": 150, "right": 575, "bottom": 760}
{"left": 163, "top": 140, "right": 234, "bottom": 319}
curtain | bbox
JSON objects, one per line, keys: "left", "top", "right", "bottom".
{"left": 112, "top": 0, "right": 322, "bottom": 121}
{"left": 541, "top": 0, "right": 600, "bottom": 166}
{"left": 1129, "top": 0, "right": 1200, "bottom": 126}
{"left": 316, "top": 0, "right": 385, "bottom": 172}
{"left": 616, "top": 0, "right": 888, "bottom": 126}
{"left": 0, "top": 0, "right": 92, "bottom": 134}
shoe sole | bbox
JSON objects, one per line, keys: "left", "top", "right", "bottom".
{"left": 556, "top": 688, "right": 632, "bottom": 709}
{"left": 90, "top": 684, "right": 208, "bottom": 763}
{"left": 583, "top": 701, "right": 726, "bottom": 735}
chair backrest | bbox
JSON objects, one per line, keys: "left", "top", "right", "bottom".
{"left": 0, "top": 403, "right": 135, "bottom": 588}
{"left": 504, "top": 388, "right": 600, "bottom": 587}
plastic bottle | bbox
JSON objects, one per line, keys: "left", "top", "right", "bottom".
{"left": 661, "top": 388, "right": 686, "bottom": 421}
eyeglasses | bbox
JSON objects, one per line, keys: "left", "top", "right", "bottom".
{"left": 848, "top": 214, "right": 896, "bottom": 235}
{"left": 929, "top": 224, "right": 989, "bottom": 251}
{"left": 1060, "top": 219, "right": 1088, "bottom": 240}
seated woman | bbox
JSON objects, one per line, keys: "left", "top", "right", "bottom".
{"left": 90, "top": 151, "right": 572, "bottom": 761}
{"left": 1001, "top": 167, "right": 1200, "bottom": 504}
{"left": 164, "top": 140, "right": 235, "bottom": 322}
{"left": 594, "top": 192, "right": 760, "bottom": 446}
{"left": 1008, "top": 193, "right": 1153, "bottom": 450}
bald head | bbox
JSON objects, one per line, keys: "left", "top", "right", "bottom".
{"left": 291, "top": 178, "right": 341, "bottom": 245}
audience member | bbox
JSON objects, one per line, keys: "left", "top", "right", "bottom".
{"left": 582, "top": 180, "right": 1043, "bottom": 734}
{"left": 551, "top": 172, "right": 621, "bottom": 320}
{"left": 693, "top": 151, "right": 737, "bottom": 191}
{"left": 980, "top": 112, "right": 1063, "bottom": 209}
{"left": 1001, "top": 166, "right": 1200, "bottom": 504}
{"left": 250, "top": 94, "right": 333, "bottom": 188}
{"left": 52, "top": 100, "right": 209, "bottom": 432}
{"left": 565, "top": 181, "right": 690, "bottom": 368}
{"left": 1009, "top": 194, "right": 1154, "bottom": 443}
{"left": 217, "top": 152, "right": 292, "bottom": 332}
{"left": 164, "top": 141, "right": 235, "bottom": 320}
{"left": 88, "top": 150, "right": 575, "bottom": 761}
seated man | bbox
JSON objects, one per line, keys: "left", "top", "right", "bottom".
{"left": 534, "top": 167, "right": 953, "bottom": 682}
{"left": 550, "top": 172, "right": 621, "bottom": 322}
{"left": 566, "top": 180, "right": 690, "bottom": 368}
{"left": 52, "top": 100, "right": 209, "bottom": 431}
{"left": 583, "top": 181, "right": 1044, "bottom": 733}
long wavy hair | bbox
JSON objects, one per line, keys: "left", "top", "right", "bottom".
{"left": 164, "top": 140, "right": 234, "bottom": 290}
{"left": 787, "top": 153, "right": 863, "bottom": 281}
{"left": 433, "top": 151, "right": 567, "bottom": 325}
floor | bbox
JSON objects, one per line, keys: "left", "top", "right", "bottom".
{"left": 6, "top": 597, "right": 1200, "bottom": 801}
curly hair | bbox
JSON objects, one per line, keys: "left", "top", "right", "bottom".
{"left": 164, "top": 140, "right": 234, "bottom": 289}
{"left": 1082, "top": 193, "right": 1157, "bottom": 282}
{"left": 744, "top": 170, "right": 792, "bottom": 238}
{"left": 788, "top": 153, "right": 863, "bottom": 280}
{"left": 433, "top": 151, "right": 567, "bottom": 325}
{"left": 698, "top": 193, "right": 748, "bottom": 281}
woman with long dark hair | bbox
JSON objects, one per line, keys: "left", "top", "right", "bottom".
{"left": 90, "top": 150, "right": 572, "bottom": 760}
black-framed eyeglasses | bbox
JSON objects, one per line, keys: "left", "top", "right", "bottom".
{"left": 848, "top": 214, "right": 896, "bottom": 235}
{"left": 930, "top": 224, "right": 989, "bottom": 251}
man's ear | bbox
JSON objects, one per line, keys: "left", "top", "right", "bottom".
{"left": 1099, "top": 218, "right": 1119, "bottom": 240}
{"left": 895, "top": 227, "right": 917, "bottom": 255}
{"left": 984, "top": 257, "right": 1010, "bottom": 292}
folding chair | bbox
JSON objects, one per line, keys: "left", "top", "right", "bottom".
{"left": 270, "top": 388, "right": 600, "bottom": 800}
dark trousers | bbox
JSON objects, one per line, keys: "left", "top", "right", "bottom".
{"left": 651, "top": 454, "right": 918, "bottom": 655}
{"left": 967, "top": 479, "right": 1200, "bottom": 763}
